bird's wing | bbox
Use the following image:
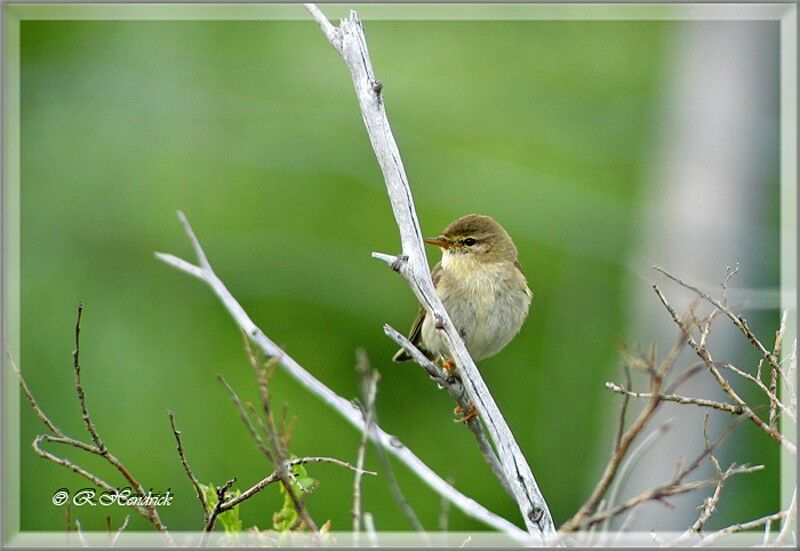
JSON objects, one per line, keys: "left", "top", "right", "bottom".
{"left": 392, "top": 263, "right": 441, "bottom": 363}
{"left": 514, "top": 259, "right": 534, "bottom": 299}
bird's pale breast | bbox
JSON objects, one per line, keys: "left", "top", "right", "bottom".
{"left": 420, "top": 256, "right": 531, "bottom": 362}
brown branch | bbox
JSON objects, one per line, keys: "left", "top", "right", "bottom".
{"left": 203, "top": 477, "right": 237, "bottom": 534}
{"left": 9, "top": 305, "right": 172, "bottom": 541}
{"left": 667, "top": 419, "right": 755, "bottom": 546}
{"left": 604, "top": 381, "right": 742, "bottom": 415}
{"left": 8, "top": 353, "right": 63, "bottom": 437}
{"left": 72, "top": 303, "right": 105, "bottom": 454}
{"left": 167, "top": 410, "right": 208, "bottom": 523}
{"left": 581, "top": 418, "right": 760, "bottom": 530}
{"left": 653, "top": 284, "right": 796, "bottom": 455}
{"left": 205, "top": 456, "right": 375, "bottom": 530}
{"left": 613, "top": 364, "right": 632, "bottom": 452}
{"left": 561, "top": 329, "right": 684, "bottom": 532}
{"left": 216, "top": 373, "right": 273, "bottom": 462}
{"left": 585, "top": 466, "right": 762, "bottom": 530}
{"left": 720, "top": 363, "right": 795, "bottom": 422}
{"left": 768, "top": 312, "right": 787, "bottom": 429}
{"left": 242, "top": 339, "right": 320, "bottom": 538}
{"left": 654, "top": 266, "right": 786, "bottom": 385}
{"left": 32, "top": 435, "right": 146, "bottom": 517}
{"left": 697, "top": 508, "right": 790, "bottom": 546}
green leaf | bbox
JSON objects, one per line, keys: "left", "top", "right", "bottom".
{"left": 199, "top": 482, "right": 242, "bottom": 533}
{"left": 272, "top": 488, "right": 298, "bottom": 532}
{"left": 271, "top": 462, "right": 320, "bottom": 532}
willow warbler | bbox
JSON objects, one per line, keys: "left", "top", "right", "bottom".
{"left": 392, "top": 214, "right": 532, "bottom": 373}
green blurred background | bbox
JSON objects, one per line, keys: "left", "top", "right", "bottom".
{"left": 15, "top": 12, "right": 781, "bottom": 535}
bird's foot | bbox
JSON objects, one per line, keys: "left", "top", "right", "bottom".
{"left": 442, "top": 359, "right": 456, "bottom": 376}
{"left": 454, "top": 400, "right": 478, "bottom": 423}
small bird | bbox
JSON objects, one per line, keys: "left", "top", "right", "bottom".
{"left": 392, "top": 214, "right": 532, "bottom": 419}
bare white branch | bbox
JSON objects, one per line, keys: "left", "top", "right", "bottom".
{"left": 155, "top": 212, "right": 530, "bottom": 542}
{"left": 304, "top": 4, "right": 553, "bottom": 537}
{"left": 775, "top": 488, "right": 797, "bottom": 545}
{"left": 696, "top": 508, "right": 790, "bottom": 546}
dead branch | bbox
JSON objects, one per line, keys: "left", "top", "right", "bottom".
{"left": 582, "top": 433, "right": 761, "bottom": 530}
{"left": 384, "top": 325, "right": 514, "bottom": 500}
{"left": 653, "top": 283, "right": 796, "bottom": 455}
{"left": 654, "top": 266, "right": 787, "bottom": 386}
{"left": 353, "top": 355, "right": 380, "bottom": 539}
{"left": 217, "top": 372, "right": 273, "bottom": 461}
{"left": 155, "top": 211, "right": 529, "bottom": 541}
{"left": 775, "top": 488, "right": 797, "bottom": 545}
{"left": 167, "top": 411, "right": 208, "bottom": 523}
{"left": 242, "top": 340, "right": 320, "bottom": 537}
{"left": 604, "top": 382, "right": 742, "bottom": 415}
{"left": 697, "top": 508, "right": 790, "bottom": 546}
{"left": 303, "top": 3, "right": 553, "bottom": 537}
{"left": 206, "top": 456, "right": 375, "bottom": 529}
{"left": 561, "top": 326, "right": 690, "bottom": 532}
{"left": 9, "top": 305, "right": 172, "bottom": 542}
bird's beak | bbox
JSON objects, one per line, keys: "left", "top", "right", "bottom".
{"left": 424, "top": 236, "right": 453, "bottom": 249}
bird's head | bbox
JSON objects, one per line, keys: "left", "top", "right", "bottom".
{"left": 424, "top": 214, "right": 518, "bottom": 265}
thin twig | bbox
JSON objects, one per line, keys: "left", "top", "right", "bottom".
{"left": 207, "top": 456, "right": 374, "bottom": 526}
{"left": 697, "top": 509, "right": 789, "bottom": 546}
{"left": 769, "top": 312, "right": 787, "bottom": 429}
{"left": 72, "top": 303, "right": 106, "bottom": 454}
{"left": 10, "top": 309, "right": 172, "bottom": 541}
{"left": 7, "top": 353, "right": 63, "bottom": 436}
{"left": 654, "top": 266, "right": 786, "bottom": 384}
{"left": 605, "top": 382, "right": 742, "bottom": 415}
{"left": 242, "top": 340, "right": 320, "bottom": 538}
{"left": 600, "top": 419, "right": 675, "bottom": 533}
{"left": 69, "top": 304, "right": 167, "bottom": 524}
{"left": 32, "top": 435, "right": 154, "bottom": 522}
{"left": 720, "top": 363, "right": 795, "bottom": 422}
{"left": 110, "top": 515, "right": 130, "bottom": 548}
{"left": 585, "top": 417, "right": 758, "bottom": 530}
{"left": 561, "top": 347, "right": 668, "bottom": 532}
{"left": 613, "top": 363, "right": 632, "bottom": 452}
{"left": 168, "top": 410, "right": 208, "bottom": 523}
{"left": 203, "top": 477, "right": 237, "bottom": 534}
{"left": 653, "top": 284, "right": 796, "bottom": 455}
{"left": 217, "top": 373, "right": 273, "bottom": 461}
{"left": 775, "top": 488, "right": 797, "bottom": 545}
{"left": 353, "top": 359, "right": 379, "bottom": 538}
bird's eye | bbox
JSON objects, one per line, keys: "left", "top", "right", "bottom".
{"left": 463, "top": 238, "right": 477, "bottom": 246}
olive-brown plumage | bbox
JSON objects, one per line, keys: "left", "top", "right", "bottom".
{"left": 393, "top": 214, "right": 532, "bottom": 364}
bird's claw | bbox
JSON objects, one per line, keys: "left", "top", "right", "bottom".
{"left": 454, "top": 401, "right": 478, "bottom": 423}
